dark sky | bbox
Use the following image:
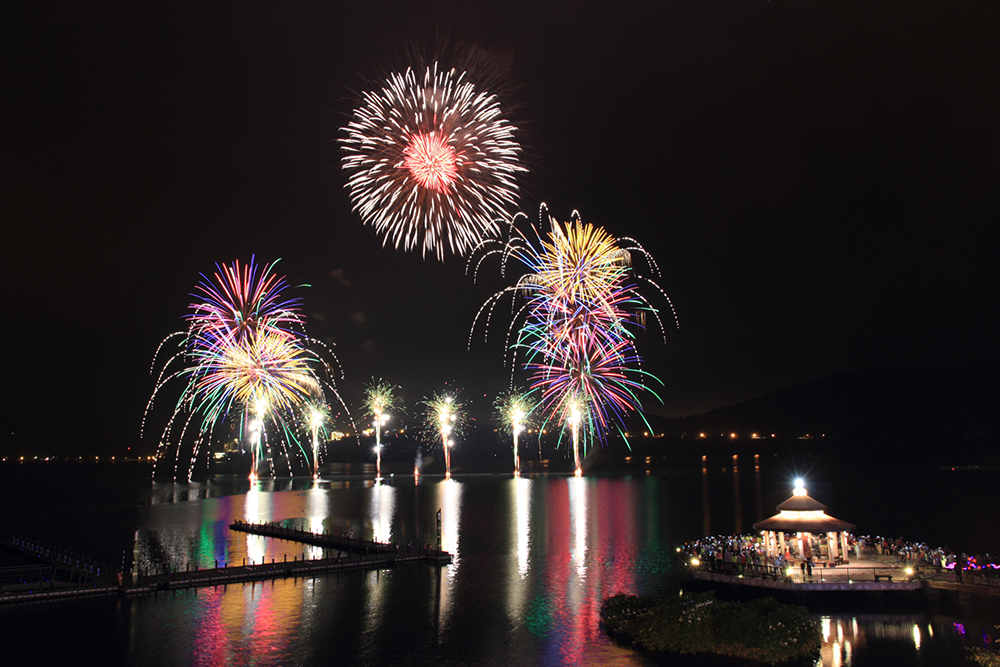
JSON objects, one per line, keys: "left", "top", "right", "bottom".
{"left": 3, "top": 1, "right": 998, "bottom": 456}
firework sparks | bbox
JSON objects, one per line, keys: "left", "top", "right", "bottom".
{"left": 364, "top": 379, "right": 403, "bottom": 479}
{"left": 305, "top": 400, "right": 330, "bottom": 479}
{"left": 145, "top": 258, "right": 349, "bottom": 481}
{"left": 422, "top": 392, "right": 464, "bottom": 479}
{"left": 341, "top": 63, "right": 525, "bottom": 260}
{"left": 471, "top": 206, "right": 674, "bottom": 467}
{"left": 403, "top": 131, "right": 458, "bottom": 192}
{"left": 495, "top": 388, "right": 536, "bottom": 476}
{"left": 188, "top": 256, "right": 304, "bottom": 345}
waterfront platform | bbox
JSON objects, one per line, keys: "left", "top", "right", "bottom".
{"left": 688, "top": 555, "right": 1000, "bottom": 598}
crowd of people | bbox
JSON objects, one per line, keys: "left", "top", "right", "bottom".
{"left": 680, "top": 533, "right": 999, "bottom": 577}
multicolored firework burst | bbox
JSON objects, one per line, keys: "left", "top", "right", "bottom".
{"left": 470, "top": 206, "right": 676, "bottom": 468}
{"left": 341, "top": 63, "right": 525, "bottom": 260}
{"left": 495, "top": 388, "right": 536, "bottom": 475}
{"left": 421, "top": 391, "right": 465, "bottom": 479}
{"left": 144, "top": 258, "right": 349, "bottom": 481}
{"left": 364, "top": 379, "right": 404, "bottom": 479}
{"left": 188, "top": 257, "right": 305, "bottom": 346}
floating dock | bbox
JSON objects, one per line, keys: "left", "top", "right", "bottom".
{"left": 228, "top": 519, "right": 416, "bottom": 555}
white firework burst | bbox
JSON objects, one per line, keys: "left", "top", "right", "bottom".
{"left": 341, "top": 63, "right": 525, "bottom": 260}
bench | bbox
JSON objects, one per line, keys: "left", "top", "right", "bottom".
{"left": 873, "top": 572, "right": 893, "bottom": 582}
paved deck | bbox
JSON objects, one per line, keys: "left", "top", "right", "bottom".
{"left": 691, "top": 554, "right": 999, "bottom": 596}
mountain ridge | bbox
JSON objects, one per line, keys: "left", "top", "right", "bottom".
{"left": 643, "top": 365, "right": 999, "bottom": 465}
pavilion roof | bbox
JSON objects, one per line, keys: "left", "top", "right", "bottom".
{"left": 753, "top": 514, "right": 856, "bottom": 533}
{"left": 777, "top": 495, "right": 827, "bottom": 512}
{"left": 752, "top": 490, "right": 855, "bottom": 534}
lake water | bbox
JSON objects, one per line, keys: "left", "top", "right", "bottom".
{"left": 1, "top": 462, "right": 997, "bottom": 665}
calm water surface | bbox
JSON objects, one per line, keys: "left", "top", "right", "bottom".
{"left": 2, "top": 465, "right": 997, "bottom": 665}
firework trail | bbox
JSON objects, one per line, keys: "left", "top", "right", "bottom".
{"left": 341, "top": 63, "right": 525, "bottom": 260}
{"left": 495, "top": 388, "right": 536, "bottom": 475}
{"left": 144, "top": 258, "right": 349, "bottom": 481}
{"left": 364, "top": 379, "right": 404, "bottom": 479}
{"left": 421, "top": 391, "right": 465, "bottom": 479}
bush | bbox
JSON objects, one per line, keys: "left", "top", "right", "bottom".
{"left": 968, "top": 625, "right": 1000, "bottom": 666}
{"left": 601, "top": 592, "right": 821, "bottom": 665}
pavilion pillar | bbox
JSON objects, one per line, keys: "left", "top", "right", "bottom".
{"left": 778, "top": 532, "right": 786, "bottom": 559}
{"left": 797, "top": 533, "right": 805, "bottom": 560}
{"left": 828, "top": 532, "right": 838, "bottom": 561}
{"left": 841, "top": 532, "right": 849, "bottom": 562}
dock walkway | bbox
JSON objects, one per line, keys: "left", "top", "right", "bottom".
{"left": 0, "top": 527, "right": 451, "bottom": 605}
{"left": 132, "top": 546, "right": 450, "bottom": 595}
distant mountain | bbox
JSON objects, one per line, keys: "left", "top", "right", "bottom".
{"left": 647, "top": 365, "right": 1000, "bottom": 466}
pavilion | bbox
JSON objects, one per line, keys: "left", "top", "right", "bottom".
{"left": 753, "top": 480, "right": 856, "bottom": 564}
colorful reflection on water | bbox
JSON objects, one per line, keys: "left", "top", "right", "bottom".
{"left": 126, "top": 476, "right": 665, "bottom": 665}
{"left": 4, "top": 470, "right": 996, "bottom": 666}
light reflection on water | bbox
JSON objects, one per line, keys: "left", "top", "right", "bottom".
{"left": 368, "top": 481, "right": 395, "bottom": 546}
{"left": 506, "top": 477, "right": 532, "bottom": 625}
{"left": 129, "top": 476, "right": 658, "bottom": 665}
{"left": 435, "top": 477, "right": 463, "bottom": 639}
{"left": 7, "top": 470, "right": 994, "bottom": 666}
{"left": 816, "top": 615, "right": 924, "bottom": 667}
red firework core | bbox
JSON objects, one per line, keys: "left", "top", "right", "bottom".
{"left": 403, "top": 132, "right": 458, "bottom": 193}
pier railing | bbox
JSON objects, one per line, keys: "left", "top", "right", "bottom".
{"left": 953, "top": 568, "right": 1000, "bottom": 588}
{"left": 0, "top": 533, "right": 118, "bottom": 585}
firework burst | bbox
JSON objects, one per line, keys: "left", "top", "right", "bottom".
{"left": 341, "top": 63, "right": 525, "bottom": 260}
{"left": 188, "top": 257, "right": 304, "bottom": 346}
{"left": 144, "top": 258, "right": 349, "bottom": 481}
{"left": 470, "top": 206, "right": 675, "bottom": 464}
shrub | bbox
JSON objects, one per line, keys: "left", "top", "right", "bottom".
{"left": 601, "top": 592, "right": 821, "bottom": 665}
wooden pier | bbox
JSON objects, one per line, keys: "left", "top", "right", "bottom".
{"left": 130, "top": 546, "right": 450, "bottom": 595}
{"left": 0, "top": 526, "right": 451, "bottom": 605}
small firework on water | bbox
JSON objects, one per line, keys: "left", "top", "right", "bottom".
{"left": 341, "top": 63, "right": 525, "bottom": 260}
{"left": 304, "top": 399, "right": 330, "bottom": 479}
{"left": 421, "top": 391, "right": 465, "bottom": 479}
{"left": 364, "top": 379, "right": 404, "bottom": 479}
{"left": 495, "top": 388, "right": 536, "bottom": 476}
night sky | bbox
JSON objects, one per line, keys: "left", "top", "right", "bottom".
{"left": 3, "top": 1, "right": 998, "bottom": 457}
